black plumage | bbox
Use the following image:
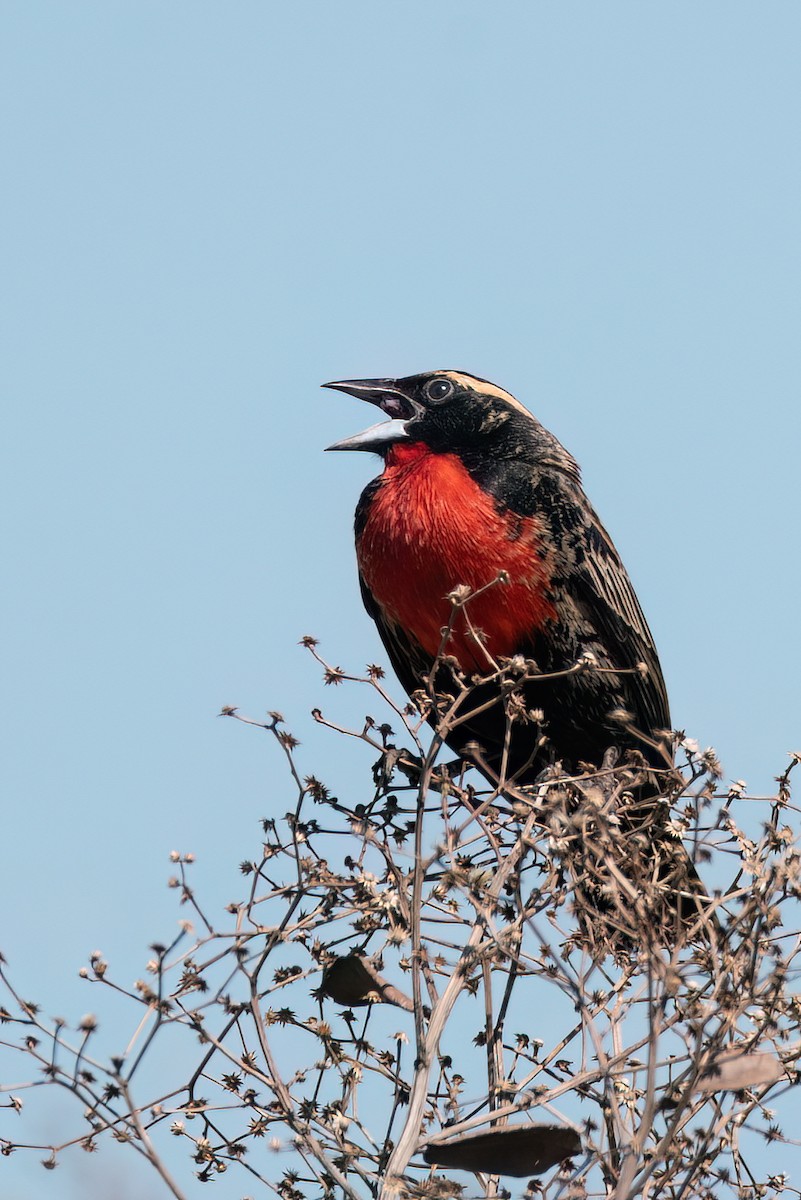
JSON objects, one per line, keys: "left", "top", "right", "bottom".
{"left": 333, "top": 370, "right": 670, "bottom": 788}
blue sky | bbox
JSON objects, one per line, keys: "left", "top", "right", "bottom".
{"left": 2, "top": 3, "right": 800, "bottom": 1195}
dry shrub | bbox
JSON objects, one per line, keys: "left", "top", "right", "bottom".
{"left": 1, "top": 638, "right": 800, "bottom": 1200}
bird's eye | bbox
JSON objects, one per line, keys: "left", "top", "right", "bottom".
{"left": 424, "top": 377, "right": 454, "bottom": 403}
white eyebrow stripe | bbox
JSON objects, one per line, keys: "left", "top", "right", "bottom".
{"left": 443, "top": 371, "right": 536, "bottom": 419}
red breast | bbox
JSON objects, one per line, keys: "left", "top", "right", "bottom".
{"left": 357, "top": 442, "right": 558, "bottom": 672}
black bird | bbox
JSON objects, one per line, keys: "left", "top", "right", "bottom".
{"left": 326, "top": 370, "right": 671, "bottom": 789}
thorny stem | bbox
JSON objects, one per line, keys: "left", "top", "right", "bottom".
{"left": 381, "top": 919, "right": 488, "bottom": 1192}
{"left": 381, "top": 796, "right": 544, "bottom": 1191}
{"left": 117, "top": 1079, "right": 189, "bottom": 1200}
{"left": 248, "top": 990, "right": 366, "bottom": 1200}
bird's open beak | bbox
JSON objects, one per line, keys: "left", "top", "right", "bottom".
{"left": 323, "top": 378, "right": 421, "bottom": 452}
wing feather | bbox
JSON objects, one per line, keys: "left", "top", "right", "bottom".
{"left": 568, "top": 515, "right": 671, "bottom": 737}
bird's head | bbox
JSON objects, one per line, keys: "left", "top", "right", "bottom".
{"left": 324, "top": 370, "right": 579, "bottom": 476}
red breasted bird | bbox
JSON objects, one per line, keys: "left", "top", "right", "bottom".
{"left": 325, "top": 370, "right": 671, "bottom": 789}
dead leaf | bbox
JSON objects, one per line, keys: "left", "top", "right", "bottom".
{"left": 422, "top": 1123, "right": 581, "bottom": 1177}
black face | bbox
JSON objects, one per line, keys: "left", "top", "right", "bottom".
{"left": 325, "top": 369, "right": 580, "bottom": 479}
{"left": 323, "top": 369, "right": 555, "bottom": 465}
{"left": 390, "top": 371, "right": 519, "bottom": 453}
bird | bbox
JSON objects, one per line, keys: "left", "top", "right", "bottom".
{"left": 324, "top": 370, "right": 672, "bottom": 792}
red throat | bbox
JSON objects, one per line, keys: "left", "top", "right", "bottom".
{"left": 357, "top": 442, "right": 557, "bottom": 672}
